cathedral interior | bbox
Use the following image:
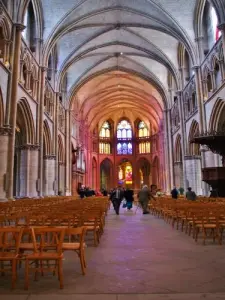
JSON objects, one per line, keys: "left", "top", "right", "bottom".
{"left": 0, "top": 0, "right": 224, "bottom": 198}
{"left": 2, "top": 1, "right": 225, "bottom": 298}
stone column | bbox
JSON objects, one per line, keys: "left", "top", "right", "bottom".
{"left": 65, "top": 110, "right": 71, "bottom": 195}
{"left": 54, "top": 93, "right": 59, "bottom": 194}
{"left": 176, "top": 91, "right": 187, "bottom": 191}
{"left": 195, "top": 36, "right": 204, "bottom": 65}
{"left": 59, "top": 162, "right": 65, "bottom": 194}
{"left": 0, "top": 127, "right": 12, "bottom": 201}
{"left": 6, "top": 24, "right": 25, "bottom": 200}
{"left": 185, "top": 156, "right": 202, "bottom": 195}
{"left": 43, "top": 155, "right": 56, "bottom": 196}
{"left": 28, "top": 145, "right": 39, "bottom": 197}
{"left": 38, "top": 67, "right": 47, "bottom": 196}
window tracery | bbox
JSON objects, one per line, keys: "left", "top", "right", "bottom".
{"left": 116, "top": 120, "right": 132, "bottom": 155}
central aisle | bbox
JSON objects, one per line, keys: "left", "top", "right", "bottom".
{"left": 2, "top": 205, "right": 225, "bottom": 299}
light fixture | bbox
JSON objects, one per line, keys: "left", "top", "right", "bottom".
{"left": 120, "top": 52, "right": 123, "bottom": 55}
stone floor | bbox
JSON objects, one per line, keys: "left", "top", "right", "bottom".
{"left": 1, "top": 205, "right": 225, "bottom": 299}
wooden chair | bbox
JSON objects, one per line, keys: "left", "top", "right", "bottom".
{"left": 0, "top": 227, "right": 24, "bottom": 289}
{"left": 62, "top": 227, "right": 87, "bottom": 275}
{"left": 24, "top": 227, "right": 65, "bottom": 290}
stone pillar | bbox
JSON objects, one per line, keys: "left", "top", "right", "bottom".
{"left": 54, "top": 93, "right": 59, "bottom": 195}
{"left": 0, "top": 128, "right": 11, "bottom": 201}
{"left": 174, "top": 162, "right": 183, "bottom": 189}
{"left": 43, "top": 155, "right": 56, "bottom": 196}
{"left": 185, "top": 156, "right": 202, "bottom": 195}
{"left": 6, "top": 24, "right": 25, "bottom": 200}
{"left": 176, "top": 91, "right": 187, "bottom": 191}
{"left": 195, "top": 36, "right": 204, "bottom": 65}
{"left": 28, "top": 145, "right": 39, "bottom": 197}
{"left": 163, "top": 110, "right": 170, "bottom": 193}
{"left": 59, "top": 163, "right": 65, "bottom": 194}
{"left": 38, "top": 67, "right": 47, "bottom": 196}
{"left": 65, "top": 110, "right": 71, "bottom": 195}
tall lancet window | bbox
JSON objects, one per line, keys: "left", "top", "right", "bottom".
{"left": 138, "top": 121, "right": 150, "bottom": 154}
{"left": 117, "top": 120, "right": 132, "bottom": 155}
{"left": 99, "top": 121, "right": 111, "bottom": 154}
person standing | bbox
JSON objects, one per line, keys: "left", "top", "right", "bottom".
{"left": 138, "top": 185, "right": 155, "bottom": 214}
{"left": 111, "top": 186, "right": 124, "bottom": 215}
{"left": 124, "top": 188, "right": 134, "bottom": 210}
{"left": 185, "top": 187, "right": 197, "bottom": 201}
{"left": 171, "top": 186, "right": 179, "bottom": 199}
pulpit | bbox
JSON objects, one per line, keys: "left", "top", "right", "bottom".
{"left": 191, "top": 131, "right": 225, "bottom": 196}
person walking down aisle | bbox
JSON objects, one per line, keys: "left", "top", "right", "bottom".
{"left": 185, "top": 187, "right": 197, "bottom": 201}
{"left": 124, "top": 188, "right": 134, "bottom": 210}
{"left": 111, "top": 186, "right": 124, "bottom": 215}
{"left": 138, "top": 185, "right": 155, "bottom": 214}
{"left": 171, "top": 186, "right": 179, "bottom": 199}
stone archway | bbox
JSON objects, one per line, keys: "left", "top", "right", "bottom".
{"left": 152, "top": 156, "right": 160, "bottom": 188}
{"left": 100, "top": 158, "right": 113, "bottom": 191}
{"left": 14, "top": 98, "right": 36, "bottom": 197}
{"left": 92, "top": 157, "right": 97, "bottom": 190}
{"left": 174, "top": 134, "right": 183, "bottom": 189}
{"left": 136, "top": 157, "right": 151, "bottom": 189}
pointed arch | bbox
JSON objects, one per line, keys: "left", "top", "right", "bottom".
{"left": 17, "top": 98, "right": 35, "bottom": 145}
{"left": 92, "top": 156, "right": 97, "bottom": 190}
{"left": 58, "top": 134, "right": 65, "bottom": 163}
{"left": 188, "top": 120, "right": 200, "bottom": 156}
{"left": 43, "top": 120, "right": 52, "bottom": 155}
{"left": 174, "top": 134, "right": 182, "bottom": 162}
{"left": 209, "top": 98, "right": 225, "bottom": 132}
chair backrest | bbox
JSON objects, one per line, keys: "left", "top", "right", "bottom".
{"left": 31, "top": 227, "right": 65, "bottom": 253}
{"left": 64, "top": 226, "right": 87, "bottom": 244}
{"left": 0, "top": 227, "right": 23, "bottom": 253}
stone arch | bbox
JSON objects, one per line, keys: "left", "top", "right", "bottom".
{"left": 136, "top": 157, "right": 151, "bottom": 189}
{"left": 152, "top": 156, "right": 160, "bottom": 187}
{"left": 92, "top": 157, "right": 97, "bottom": 190}
{"left": 209, "top": 98, "right": 225, "bottom": 132}
{"left": 13, "top": 98, "right": 36, "bottom": 197}
{"left": 43, "top": 120, "right": 52, "bottom": 156}
{"left": 0, "top": 17, "right": 11, "bottom": 64}
{"left": 18, "top": 0, "right": 43, "bottom": 43}
{"left": 58, "top": 134, "right": 64, "bottom": 163}
{"left": 188, "top": 120, "right": 200, "bottom": 156}
{"left": 100, "top": 158, "right": 113, "bottom": 190}
{"left": 174, "top": 134, "right": 182, "bottom": 162}
{"left": 17, "top": 98, "right": 35, "bottom": 145}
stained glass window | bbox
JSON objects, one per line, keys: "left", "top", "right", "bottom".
{"left": 139, "top": 142, "right": 151, "bottom": 154}
{"left": 100, "top": 121, "right": 110, "bottom": 138}
{"left": 99, "top": 143, "right": 111, "bottom": 154}
{"left": 117, "top": 120, "right": 132, "bottom": 154}
{"left": 138, "top": 121, "right": 149, "bottom": 137}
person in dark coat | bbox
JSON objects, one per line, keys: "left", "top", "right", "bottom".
{"left": 124, "top": 188, "right": 134, "bottom": 210}
{"left": 171, "top": 186, "right": 179, "bottom": 199}
{"left": 110, "top": 186, "right": 124, "bottom": 215}
{"left": 78, "top": 185, "right": 86, "bottom": 199}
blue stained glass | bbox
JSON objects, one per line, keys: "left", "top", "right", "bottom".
{"left": 117, "top": 130, "right": 121, "bottom": 138}
{"left": 122, "top": 143, "right": 127, "bottom": 154}
{"left": 117, "top": 143, "right": 122, "bottom": 154}
{"left": 128, "top": 143, "right": 132, "bottom": 154}
{"left": 127, "top": 129, "right": 132, "bottom": 138}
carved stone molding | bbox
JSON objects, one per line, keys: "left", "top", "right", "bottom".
{"left": 0, "top": 127, "right": 12, "bottom": 136}
{"left": 184, "top": 155, "right": 201, "bottom": 160}
{"left": 59, "top": 162, "right": 66, "bottom": 166}
{"left": 18, "top": 144, "right": 40, "bottom": 151}
{"left": 44, "top": 155, "right": 56, "bottom": 160}
{"left": 14, "top": 23, "right": 26, "bottom": 32}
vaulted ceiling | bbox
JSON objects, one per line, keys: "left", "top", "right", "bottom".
{"left": 25, "top": 0, "right": 223, "bottom": 130}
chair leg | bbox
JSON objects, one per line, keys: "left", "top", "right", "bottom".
{"left": 24, "top": 259, "right": 29, "bottom": 290}
{"left": 80, "top": 251, "right": 86, "bottom": 275}
{"left": 11, "top": 259, "right": 17, "bottom": 289}
{"left": 58, "top": 259, "right": 64, "bottom": 289}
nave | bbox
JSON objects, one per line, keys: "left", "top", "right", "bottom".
{"left": 2, "top": 205, "right": 225, "bottom": 300}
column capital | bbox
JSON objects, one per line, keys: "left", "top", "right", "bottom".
{"left": 40, "top": 66, "right": 48, "bottom": 72}
{"left": 192, "top": 65, "right": 200, "bottom": 70}
{"left": 194, "top": 36, "right": 204, "bottom": 42}
{"left": 44, "top": 154, "right": 56, "bottom": 160}
{"left": 0, "top": 127, "right": 12, "bottom": 136}
{"left": 175, "top": 90, "right": 183, "bottom": 97}
{"left": 18, "top": 144, "right": 40, "bottom": 151}
{"left": 14, "top": 23, "right": 26, "bottom": 32}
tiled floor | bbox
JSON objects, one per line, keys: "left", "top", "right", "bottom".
{"left": 1, "top": 205, "right": 225, "bottom": 299}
